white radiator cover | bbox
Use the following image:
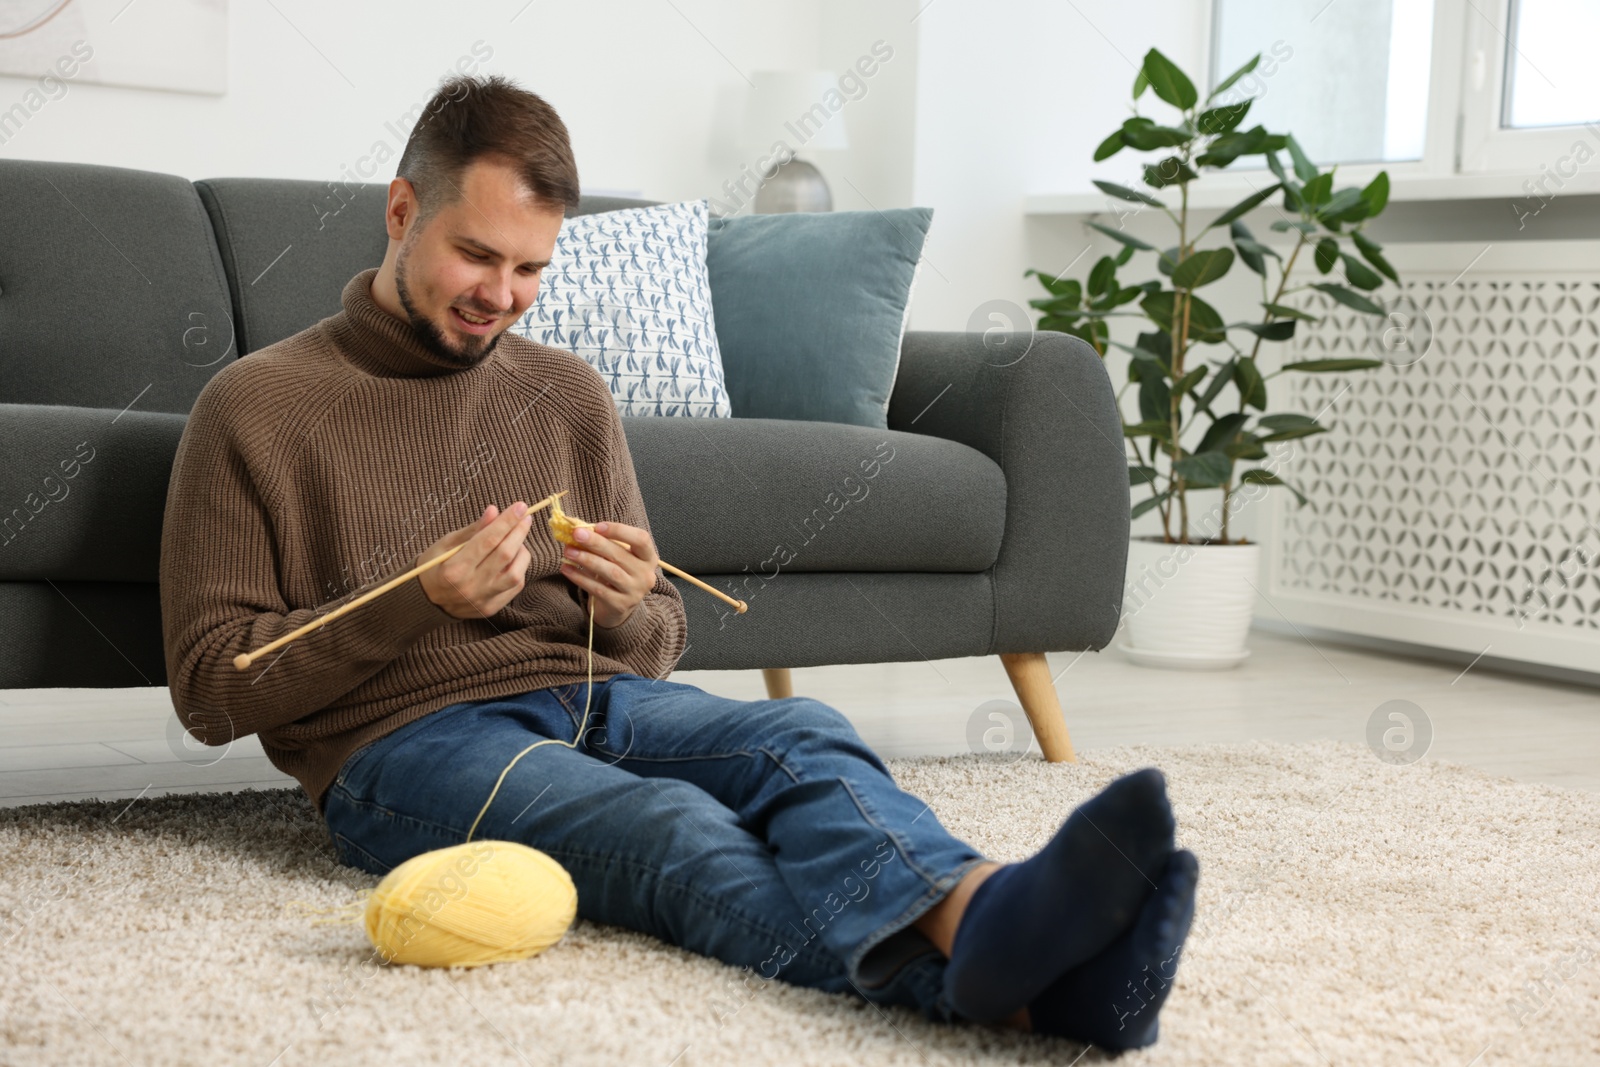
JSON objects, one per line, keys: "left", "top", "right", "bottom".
{"left": 1264, "top": 241, "right": 1600, "bottom": 674}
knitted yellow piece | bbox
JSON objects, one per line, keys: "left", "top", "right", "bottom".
{"left": 546, "top": 491, "right": 591, "bottom": 547}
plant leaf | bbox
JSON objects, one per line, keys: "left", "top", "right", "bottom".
{"left": 1361, "top": 171, "right": 1390, "bottom": 215}
{"left": 1286, "top": 356, "right": 1388, "bottom": 374}
{"left": 1197, "top": 411, "right": 1250, "bottom": 455}
{"left": 1315, "top": 237, "right": 1339, "bottom": 274}
{"left": 1142, "top": 47, "right": 1198, "bottom": 109}
{"left": 1340, "top": 253, "right": 1384, "bottom": 291}
{"left": 1197, "top": 100, "right": 1252, "bottom": 135}
{"left": 1173, "top": 451, "right": 1233, "bottom": 488}
{"left": 1235, "top": 236, "right": 1282, "bottom": 261}
{"left": 1135, "top": 330, "right": 1173, "bottom": 367}
{"left": 1120, "top": 118, "right": 1194, "bottom": 150}
{"left": 1208, "top": 54, "right": 1260, "bottom": 100}
{"left": 1351, "top": 231, "right": 1399, "bottom": 283}
{"left": 1234, "top": 319, "right": 1296, "bottom": 341}
{"left": 1226, "top": 432, "right": 1268, "bottom": 460}
{"left": 1101, "top": 285, "right": 1147, "bottom": 309}
{"left": 1235, "top": 241, "right": 1265, "bottom": 276}
{"left": 1195, "top": 357, "right": 1235, "bottom": 412}
{"left": 1231, "top": 220, "right": 1281, "bottom": 275}
{"left": 1235, "top": 356, "right": 1267, "bottom": 409}
{"left": 1262, "top": 301, "right": 1318, "bottom": 322}
{"left": 1318, "top": 187, "right": 1369, "bottom": 225}
{"left": 1194, "top": 125, "right": 1271, "bottom": 167}
{"left": 1088, "top": 255, "right": 1117, "bottom": 296}
{"left": 1310, "top": 283, "right": 1386, "bottom": 315}
{"left": 1139, "top": 372, "right": 1172, "bottom": 425}
{"left": 1270, "top": 219, "right": 1318, "bottom": 234}
{"left": 1024, "top": 268, "right": 1081, "bottom": 299}
{"left": 1144, "top": 157, "right": 1199, "bottom": 188}
{"left": 1087, "top": 221, "right": 1156, "bottom": 252}
{"left": 1142, "top": 290, "right": 1227, "bottom": 343}
{"left": 1255, "top": 413, "right": 1327, "bottom": 440}
{"left": 1093, "top": 180, "right": 1165, "bottom": 207}
{"left": 1302, "top": 172, "right": 1333, "bottom": 207}
{"left": 1123, "top": 419, "right": 1172, "bottom": 440}
{"left": 1129, "top": 464, "right": 1159, "bottom": 486}
{"left": 1211, "top": 182, "right": 1282, "bottom": 228}
{"left": 1156, "top": 245, "right": 1181, "bottom": 278}
{"left": 1265, "top": 150, "right": 1288, "bottom": 183}
{"left": 1133, "top": 67, "right": 1150, "bottom": 100}
{"left": 1173, "top": 247, "right": 1235, "bottom": 289}
{"left": 1285, "top": 133, "right": 1318, "bottom": 182}
{"left": 1093, "top": 129, "right": 1125, "bottom": 161}
{"left": 1173, "top": 365, "right": 1209, "bottom": 398}
{"left": 1028, "top": 296, "right": 1080, "bottom": 313}
{"left": 1131, "top": 490, "right": 1171, "bottom": 520}
{"left": 1239, "top": 469, "right": 1307, "bottom": 506}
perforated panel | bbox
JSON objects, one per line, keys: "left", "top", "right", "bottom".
{"left": 1267, "top": 261, "right": 1600, "bottom": 671}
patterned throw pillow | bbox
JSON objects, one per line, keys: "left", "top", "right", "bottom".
{"left": 511, "top": 198, "right": 730, "bottom": 418}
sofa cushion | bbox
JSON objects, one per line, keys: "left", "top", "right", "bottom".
{"left": 705, "top": 207, "right": 932, "bottom": 428}
{"left": 0, "top": 160, "right": 237, "bottom": 415}
{"left": 194, "top": 176, "right": 655, "bottom": 354}
{"left": 0, "top": 406, "right": 1003, "bottom": 587}
{"left": 509, "top": 198, "right": 730, "bottom": 418}
{"left": 622, "top": 416, "right": 1004, "bottom": 575}
{"left": 0, "top": 402, "right": 187, "bottom": 582}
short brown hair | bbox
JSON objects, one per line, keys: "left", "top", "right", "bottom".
{"left": 395, "top": 74, "right": 580, "bottom": 221}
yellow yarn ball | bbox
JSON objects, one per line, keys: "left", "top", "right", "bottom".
{"left": 363, "top": 839, "right": 577, "bottom": 968}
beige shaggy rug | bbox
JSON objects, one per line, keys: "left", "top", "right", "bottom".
{"left": 2, "top": 740, "right": 1597, "bottom": 1066}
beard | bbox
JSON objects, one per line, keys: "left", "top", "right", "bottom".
{"left": 393, "top": 238, "right": 505, "bottom": 369}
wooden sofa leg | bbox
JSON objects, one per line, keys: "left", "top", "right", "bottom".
{"left": 999, "top": 652, "right": 1077, "bottom": 763}
{"left": 762, "top": 667, "right": 794, "bottom": 700}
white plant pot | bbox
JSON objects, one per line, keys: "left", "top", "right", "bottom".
{"left": 1119, "top": 537, "right": 1261, "bottom": 670}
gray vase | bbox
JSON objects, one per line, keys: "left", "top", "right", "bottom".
{"left": 754, "top": 158, "right": 832, "bottom": 213}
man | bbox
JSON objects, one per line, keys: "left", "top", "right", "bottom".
{"left": 159, "top": 73, "right": 1198, "bottom": 1048}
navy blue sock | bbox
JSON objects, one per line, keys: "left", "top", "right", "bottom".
{"left": 1028, "top": 848, "right": 1200, "bottom": 1051}
{"left": 941, "top": 767, "right": 1176, "bottom": 1023}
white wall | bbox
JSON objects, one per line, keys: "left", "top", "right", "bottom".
{"left": 0, "top": 1, "right": 823, "bottom": 200}
{"left": 907, "top": 0, "right": 1209, "bottom": 332}
{"left": 2, "top": 0, "right": 1210, "bottom": 324}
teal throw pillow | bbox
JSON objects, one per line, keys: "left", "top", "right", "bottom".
{"left": 705, "top": 207, "right": 933, "bottom": 427}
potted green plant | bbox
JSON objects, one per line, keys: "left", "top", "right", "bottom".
{"left": 1027, "top": 47, "right": 1401, "bottom": 668}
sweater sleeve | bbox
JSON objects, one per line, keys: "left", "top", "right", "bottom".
{"left": 159, "top": 375, "right": 453, "bottom": 748}
{"left": 585, "top": 398, "right": 689, "bottom": 678}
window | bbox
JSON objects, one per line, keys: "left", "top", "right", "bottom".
{"left": 1502, "top": 0, "right": 1600, "bottom": 128}
{"left": 1206, "top": 0, "right": 1600, "bottom": 189}
{"left": 1210, "top": 0, "right": 1435, "bottom": 165}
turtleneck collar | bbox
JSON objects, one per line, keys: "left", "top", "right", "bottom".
{"left": 329, "top": 267, "right": 501, "bottom": 379}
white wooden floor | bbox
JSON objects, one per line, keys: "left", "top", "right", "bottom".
{"left": 2, "top": 628, "right": 1596, "bottom": 809}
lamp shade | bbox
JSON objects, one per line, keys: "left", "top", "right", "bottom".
{"left": 742, "top": 70, "right": 850, "bottom": 152}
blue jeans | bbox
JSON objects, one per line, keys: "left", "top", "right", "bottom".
{"left": 322, "top": 673, "right": 988, "bottom": 1022}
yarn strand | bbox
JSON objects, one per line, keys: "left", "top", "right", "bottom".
{"left": 464, "top": 591, "right": 597, "bottom": 842}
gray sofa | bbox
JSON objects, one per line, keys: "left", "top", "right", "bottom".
{"left": 0, "top": 158, "right": 1129, "bottom": 760}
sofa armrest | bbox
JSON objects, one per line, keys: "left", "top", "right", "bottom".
{"left": 887, "top": 330, "right": 1129, "bottom": 654}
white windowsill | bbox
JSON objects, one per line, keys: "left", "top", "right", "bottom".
{"left": 1024, "top": 169, "right": 1600, "bottom": 216}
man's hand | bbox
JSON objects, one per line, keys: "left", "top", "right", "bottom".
{"left": 558, "top": 520, "right": 658, "bottom": 629}
{"left": 416, "top": 502, "right": 533, "bottom": 620}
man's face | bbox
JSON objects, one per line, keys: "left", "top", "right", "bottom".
{"left": 390, "top": 156, "right": 564, "bottom": 368}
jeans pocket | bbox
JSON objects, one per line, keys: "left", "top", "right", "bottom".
{"left": 334, "top": 739, "right": 382, "bottom": 791}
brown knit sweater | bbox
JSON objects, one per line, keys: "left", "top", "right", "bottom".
{"left": 159, "top": 267, "right": 688, "bottom": 813}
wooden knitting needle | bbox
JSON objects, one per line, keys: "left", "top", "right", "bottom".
{"left": 232, "top": 490, "right": 745, "bottom": 671}
{"left": 548, "top": 492, "right": 748, "bottom": 617}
